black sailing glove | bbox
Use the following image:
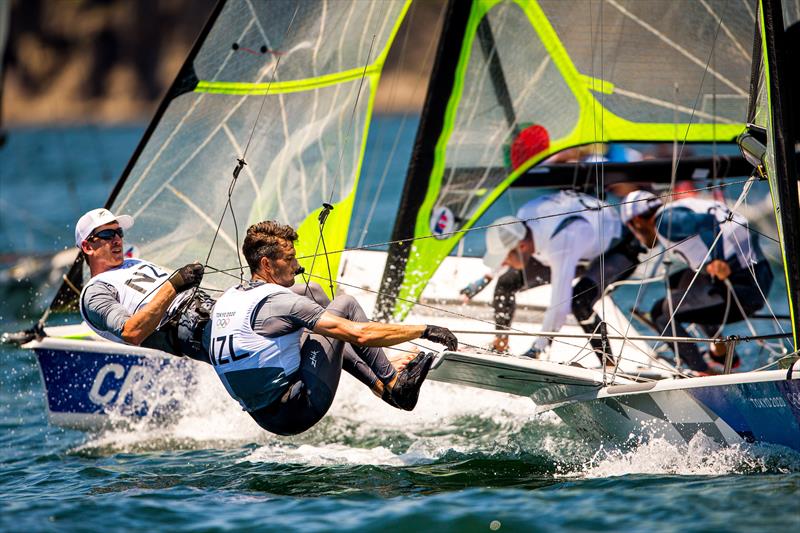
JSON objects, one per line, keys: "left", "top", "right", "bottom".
{"left": 421, "top": 325, "right": 458, "bottom": 352}
{"left": 168, "top": 263, "right": 204, "bottom": 293}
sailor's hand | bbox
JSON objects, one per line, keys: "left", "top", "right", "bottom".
{"left": 421, "top": 325, "right": 458, "bottom": 352}
{"left": 459, "top": 275, "right": 492, "bottom": 302}
{"left": 169, "top": 262, "right": 204, "bottom": 292}
{"left": 706, "top": 259, "right": 731, "bottom": 281}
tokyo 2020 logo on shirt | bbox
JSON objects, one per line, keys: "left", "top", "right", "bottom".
{"left": 430, "top": 206, "right": 454, "bottom": 240}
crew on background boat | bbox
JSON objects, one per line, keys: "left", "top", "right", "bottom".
{"left": 209, "top": 220, "right": 459, "bottom": 436}
{"left": 463, "top": 190, "right": 644, "bottom": 362}
{"left": 77, "top": 208, "right": 213, "bottom": 363}
{"left": 621, "top": 190, "right": 773, "bottom": 374}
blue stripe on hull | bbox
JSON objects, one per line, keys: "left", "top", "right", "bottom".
{"left": 688, "top": 380, "right": 800, "bottom": 451}
{"left": 35, "top": 349, "right": 193, "bottom": 421}
{"left": 555, "top": 378, "right": 800, "bottom": 452}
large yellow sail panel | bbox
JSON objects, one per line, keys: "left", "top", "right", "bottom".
{"left": 390, "top": 0, "right": 757, "bottom": 318}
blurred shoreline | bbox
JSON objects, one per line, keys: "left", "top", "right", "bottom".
{"left": 2, "top": 0, "right": 444, "bottom": 126}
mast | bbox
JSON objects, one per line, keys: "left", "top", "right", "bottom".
{"left": 47, "top": 0, "right": 228, "bottom": 312}
{"left": 374, "top": 0, "right": 473, "bottom": 321}
{"left": 761, "top": 0, "right": 800, "bottom": 349}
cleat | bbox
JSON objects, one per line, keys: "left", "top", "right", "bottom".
{"left": 389, "top": 351, "right": 434, "bottom": 411}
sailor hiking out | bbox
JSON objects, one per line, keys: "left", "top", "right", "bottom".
{"left": 77, "top": 208, "right": 213, "bottom": 362}
{"left": 622, "top": 190, "right": 773, "bottom": 374}
{"left": 462, "top": 190, "right": 644, "bottom": 362}
{"left": 210, "top": 221, "right": 458, "bottom": 436}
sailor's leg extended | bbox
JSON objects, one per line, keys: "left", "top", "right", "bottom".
{"left": 249, "top": 332, "right": 345, "bottom": 436}
{"left": 572, "top": 234, "right": 641, "bottom": 363}
{"left": 293, "top": 283, "right": 406, "bottom": 401}
{"left": 493, "top": 256, "right": 550, "bottom": 350}
{"left": 324, "top": 294, "right": 399, "bottom": 400}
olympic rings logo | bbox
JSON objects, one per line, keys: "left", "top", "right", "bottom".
{"left": 216, "top": 317, "right": 231, "bottom": 328}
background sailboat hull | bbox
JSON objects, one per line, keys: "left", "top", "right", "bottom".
{"left": 555, "top": 374, "right": 800, "bottom": 451}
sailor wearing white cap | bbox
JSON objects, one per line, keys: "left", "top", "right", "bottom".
{"left": 622, "top": 190, "right": 773, "bottom": 373}
{"left": 466, "top": 191, "right": 643, "bottom": 361}
{"left": 76, "top": 208, "right": 212, "bottom": 362}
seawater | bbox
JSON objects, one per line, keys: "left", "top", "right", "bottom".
{"left": 2, "top": 320, "right": 799, "bottom": 532}
{"left": 1, "top": 122, "right": 799, "bottom": 531}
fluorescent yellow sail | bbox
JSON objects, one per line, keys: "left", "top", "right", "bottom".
{"left": 388, "top": 0, "right": 756, "bottom": 318}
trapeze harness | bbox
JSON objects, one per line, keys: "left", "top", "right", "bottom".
{"left": 79, "top": 259, "right": 190, "bottom": 344}
{"left": 209, "top": 282, "right": 302, "bottom": 412}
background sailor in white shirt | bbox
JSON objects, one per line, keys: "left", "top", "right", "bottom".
{"left": 469, "top": 191, "right": 643, "bottom": 362}
{"left": 77, "top": 208, "right": 212, "bottom": 362}
{"left": 209, "top": 221, "right": 459, "bottom": 436}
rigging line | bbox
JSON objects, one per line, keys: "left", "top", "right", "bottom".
{"left": 292, "top": 179, "right": 754, "bottom": 260}
{"left": 602, "top": 319, "right": 691, "bottom": 378}
{"left": 729, "top": 225, "right": 787, "bottom": 335}
{"left": 326, "top": 34, "right": 376, "bottom": 206}
{"left": 175, "top": 6, "right": 300, "bottom": 318}
{"left": 604, "top": 0, "right": 730, "bottom": 359}
{"left": 298, "top": 269, "right": 674, "bottom": 362}
{"left": 727, "top": 217, "right": 780, "bottom": 243}
{"left": 240, "top": 6, "right": 300, "bottom": 160}
{"left": 208, "top": 3, "right": 299, "bottom": 265}
{"left": 654, "top": 176, "right": 755, "bottom": 347}
{"left": 304, "top": 34, "right": 376, "bottom": 299}
{"left": 299, "top": 270, "right": 595, "bottom": 356}
{"left": 213, "top": 233, "right": 700, "bottom": 321}
{"left": 750, "top": 351, "right": 800, "bottom": 372}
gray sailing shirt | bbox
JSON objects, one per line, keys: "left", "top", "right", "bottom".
{"left": 82, "top": 281, "right": 130, "bottom": 337}
{"left": 249, "top": 281, "right": 326, "bottom": 337}
{"left": 82, "top": 280, "right": 177, "bottom": 353}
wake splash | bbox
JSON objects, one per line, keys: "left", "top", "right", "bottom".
{"left": 572, "top": 433, "right": 800, "bottom": 478}
{"left": 74, "top": 362, "right": 800, "bottom": 478}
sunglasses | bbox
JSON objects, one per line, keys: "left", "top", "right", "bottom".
{"left": 89, "top": 228, "right": 124, "bottom": 241}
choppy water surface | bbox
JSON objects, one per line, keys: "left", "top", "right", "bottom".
{"left": 2, "top": 323, "right": 799, "bottom": 532}
{"left": 1, "top": 124, "right": 799, "bottom": 531}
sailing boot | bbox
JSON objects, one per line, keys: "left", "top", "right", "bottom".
{"left": 385, "top": 351, "right": 434, "bottom": 411}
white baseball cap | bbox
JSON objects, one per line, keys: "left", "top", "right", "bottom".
{"left": 620, "top": 190, "right": 663, "bottom": 224}
{"left": 483, "top": 216, "right": 528, "bottom": 270}
{"left": 75, "top": 208, "right": 134, "bottom": 247}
